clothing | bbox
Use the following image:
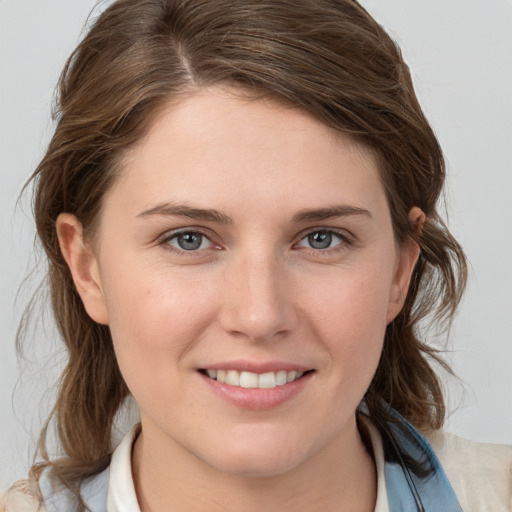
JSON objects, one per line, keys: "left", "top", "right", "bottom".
{"left": 2, "top": 413, "right": 511, "bottom": 511}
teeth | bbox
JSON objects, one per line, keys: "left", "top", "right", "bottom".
{"left": 276, "top": 370, "right": 287, "bottom": 386}
{"left": 204, "top": 369, "right": 307, "bottom": 388}
{"left": 258, "top": 372, "right": 276, "bottom": 388}
{"left": 225, "top": 370, "right": 240, "bottom": 386}
{"left": 240, "top": 371, "right": 258, "bottom": 388}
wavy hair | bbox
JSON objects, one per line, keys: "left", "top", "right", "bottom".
{"left": 21, "top": 0, "right": 466, "bottom": 503}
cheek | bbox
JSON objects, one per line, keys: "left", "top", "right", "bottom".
{"left": 302, "top": 262, "right": 393, "bottom": 383}
{"left": 100, "top": 263, "right": 219, "bottom": 387}
{"left": 306, "top": 261, "right": 393, "bottom": 337}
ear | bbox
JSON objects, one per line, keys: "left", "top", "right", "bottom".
{"left": 386, "top": 207, "right": 425, "bottom": 324}
{"left": 56, "top": 213, "right": 109, "bottom": 325}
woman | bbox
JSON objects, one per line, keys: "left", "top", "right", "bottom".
{"left": 2, "top": 0, "right": 510, "bottom": 510}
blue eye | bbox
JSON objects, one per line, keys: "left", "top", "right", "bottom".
{"left": 297, "top": 230, "right": 344, "bottom": 250}
{"left": 166, "top": 231, "right": 213, "bottom": 251}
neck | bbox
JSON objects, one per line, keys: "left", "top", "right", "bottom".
{"left": 132, "top": 415, "right": 377, "bottom": 512}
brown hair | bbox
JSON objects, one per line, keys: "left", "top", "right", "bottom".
{"left": 23, "top": 0, "right": 466, "bottom": 501}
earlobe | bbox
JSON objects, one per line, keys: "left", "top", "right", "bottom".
{"left": 386, "top": 207, "right": 425, "bottom": 324}
{"left": 56, "top": 213, "right": 109, "bottom": 325}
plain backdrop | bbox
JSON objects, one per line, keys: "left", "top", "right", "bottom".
{"left": 1, "top": 0, "right": 511, "bottom": 489}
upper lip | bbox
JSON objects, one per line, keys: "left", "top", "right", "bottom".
{"left": 198, "top": 360, "right": 313, "bottom": 373}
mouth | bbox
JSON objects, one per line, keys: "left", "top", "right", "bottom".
{"left": 199, "top": 368, "right": 314, "bottom": 389}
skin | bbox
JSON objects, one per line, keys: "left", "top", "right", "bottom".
{"left": 58, "top": 87, "right": 423, "bottom": 511}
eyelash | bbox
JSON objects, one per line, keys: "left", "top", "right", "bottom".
{"left": 160, "top": 229, "right": 219, "bottom": 256}
{"left": 159, "top": 228, "right": 354, "bottom": 256}
{"left": 294, "top": 228, "right": 353, "bottom": 254}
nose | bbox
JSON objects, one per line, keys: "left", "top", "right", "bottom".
{"left": 218, "top": 251, "right": 298, "bottom": 342}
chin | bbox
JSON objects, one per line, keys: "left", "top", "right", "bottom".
{"left": 206, "top": 450, "right": 306, "bottom": 478}
{"left": 196, "top": 431, "right": 316, "bottom": 478}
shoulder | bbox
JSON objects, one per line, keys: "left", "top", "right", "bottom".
{"left": 1, "top": 467, "right": 110, "bottom": 512}
{"left": 0, "top": 480, "right": 45, "bottom": 512}
{"left": 427, "top": 430, "right": 512, "bottom": 511}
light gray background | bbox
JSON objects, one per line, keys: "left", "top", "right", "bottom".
{"left": 1, "top": 0, "right": 511, "bottom": 488}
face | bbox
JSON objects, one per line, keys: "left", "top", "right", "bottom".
{"left": 59, "top": 87, "right": 419, "bottom": 477}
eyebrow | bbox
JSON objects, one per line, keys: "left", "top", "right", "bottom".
{"left": 137, "top": 202, "right": 372, "bottom": 224}
{"left": 292, "top": 205, "right": 372, "bottom": 222}
{"left": 137, "top": 203, "right": 233, "bottom": 224}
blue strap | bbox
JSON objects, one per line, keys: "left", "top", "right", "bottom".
{"left": 382, "top": 411, "right": 462, "bottom": 512}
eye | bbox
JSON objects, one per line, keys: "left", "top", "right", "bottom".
{"left": 296, "top": 230, "right": 346, "bottom": 250}
{"left": 164, "top": 231, "right": 214, "bottom": 251}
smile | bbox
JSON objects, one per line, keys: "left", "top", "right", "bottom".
{"left": 201, "top": 369, "right": 308, "bottom": 389}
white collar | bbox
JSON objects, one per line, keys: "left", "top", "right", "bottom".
{"left": 107, "top": 425, "right": 141, "bottom": 511}
{"left": 358, "top": 415, "right": 389, "bottom": 512}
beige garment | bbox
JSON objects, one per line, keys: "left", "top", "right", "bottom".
{"left": 0, "top": 481, "right": 44, "bottom": 512}
{"left": 363, "top": 417, "right": 512, "bottom": 512}
{"left": 429, "top": 430, "right": 512, "bottom": 512}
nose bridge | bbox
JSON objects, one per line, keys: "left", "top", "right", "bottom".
{"left": 220, "top": 248, "right": 296, "bottom": 341}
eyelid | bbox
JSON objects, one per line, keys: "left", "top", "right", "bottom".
{"left": 294, "top": 226, "right": 354, "bottom": 243}
{"left": 156, "top": 225, "right": 356, "bottom": 256}
{"left": 292, "top": 227, "right": 355, "bottom": 252}
{"left": 159, "top": 227, "right": 222, "bottom": 254}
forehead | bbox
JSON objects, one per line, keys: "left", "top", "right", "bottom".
{"left": 140, "top": 87, "right": 375, "bottom": 160}
{"left": 108, "top": 86, "right": 387, "bottom": 219}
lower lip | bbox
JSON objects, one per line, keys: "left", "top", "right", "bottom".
{"left": 199, "top": 371, "right": 313, "bottom": 411}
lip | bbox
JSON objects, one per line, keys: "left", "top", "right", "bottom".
{"left": 198, "top": 367, "right": 314, "bottom": 411}
{"left": 199, "top": 360, "right": 312, "bottom": 373}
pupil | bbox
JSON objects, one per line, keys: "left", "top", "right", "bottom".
{"left": 178, "top": 233, "right": 202, "bottom": 250}
{"left": 309, "top": 231, "right": 332, "bottom": 249}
